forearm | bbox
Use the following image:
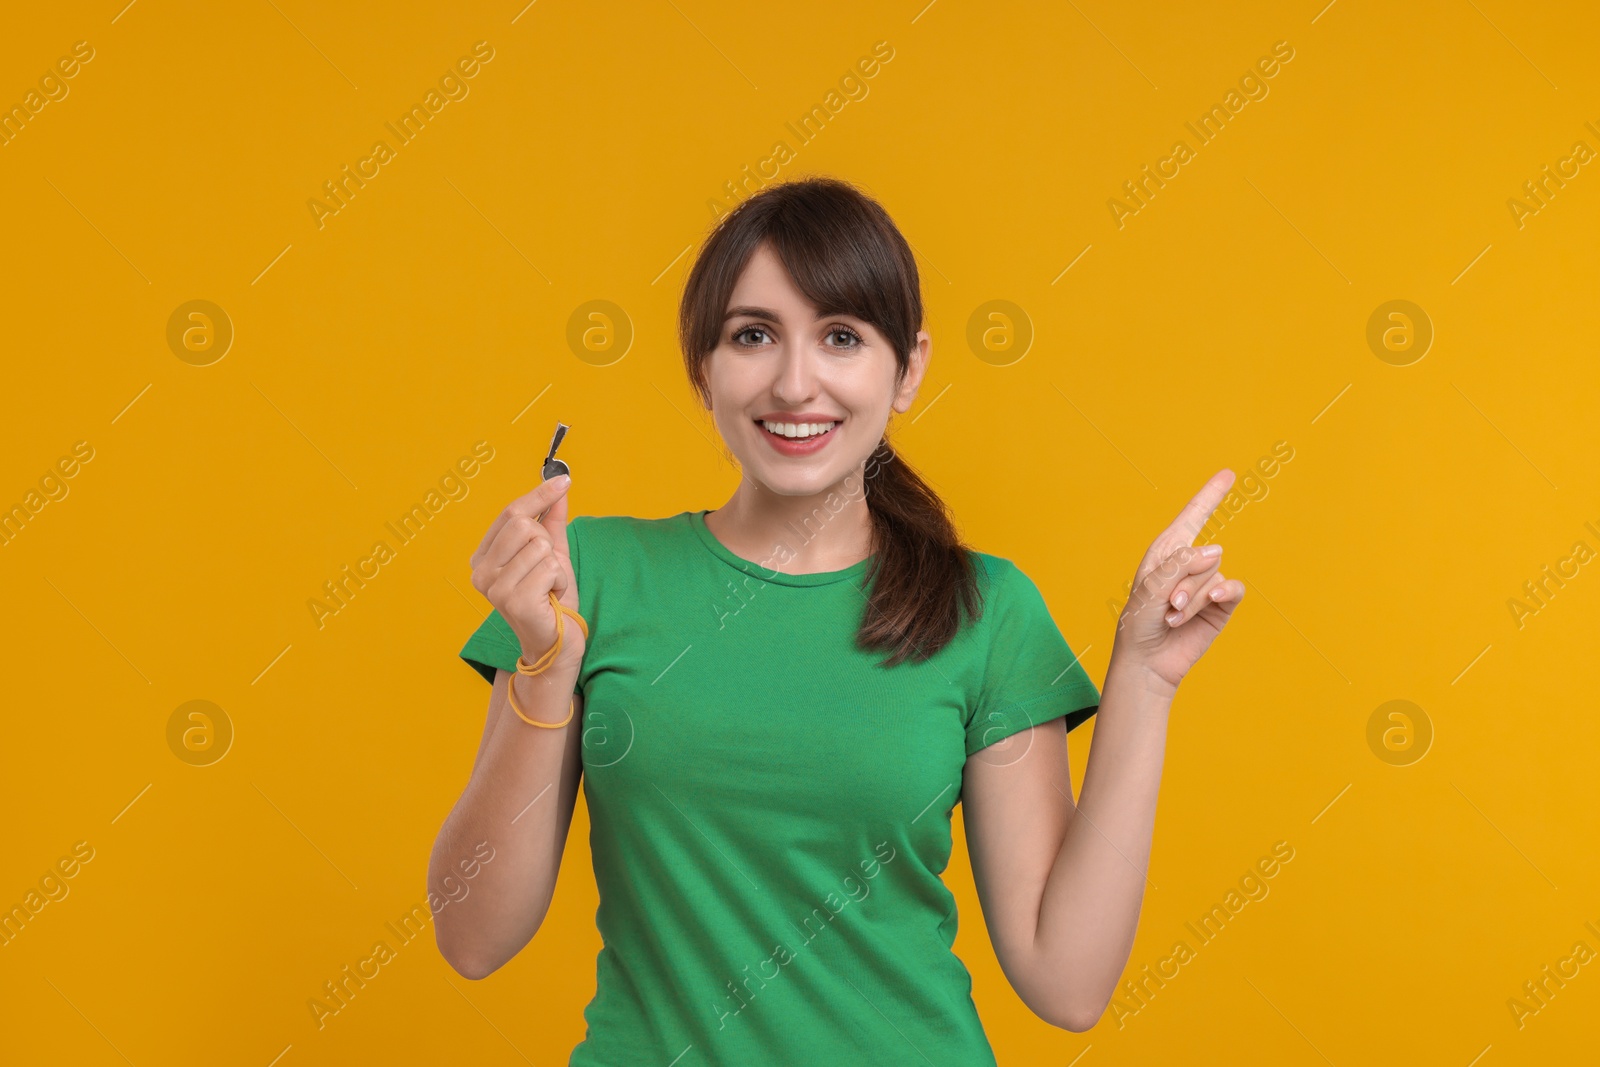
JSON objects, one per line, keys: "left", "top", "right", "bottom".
{"left": 430, "top": 661, "right": 582, "bottom": 979}
{"left": 1030, "top": 657, "right": 1174, "bottom": 1026}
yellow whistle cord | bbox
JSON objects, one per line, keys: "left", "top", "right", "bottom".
{"left": 506, "top": 590, "right": 589, "bottom": 728}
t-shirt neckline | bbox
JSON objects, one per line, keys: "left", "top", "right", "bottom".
{"left": 686, "top": 509, "right": 873, "bottom": 587}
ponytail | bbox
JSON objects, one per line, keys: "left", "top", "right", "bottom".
{"left": 858, "top": 437, "right": 983, "bottom": 667}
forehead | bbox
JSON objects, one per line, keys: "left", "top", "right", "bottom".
{"left": 726, "top": 244, "right": 870, "bottom": 326}
{"left": 727, "top": 243, "right": 804, "bottom": 307}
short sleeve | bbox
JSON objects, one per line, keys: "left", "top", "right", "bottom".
{"left": 458, "top": 516, "right": 584, "bottom": 685}
{"left": 965, "top": 560, "right": 1100, "bottom": 756}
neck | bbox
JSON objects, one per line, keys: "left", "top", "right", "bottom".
{"left": 705, "top": 475, "right": 874, "bottom": 575}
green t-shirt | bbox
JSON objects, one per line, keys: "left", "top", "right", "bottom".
{"left": 458, "top": 509, "right": 1100, "bottom": 1065}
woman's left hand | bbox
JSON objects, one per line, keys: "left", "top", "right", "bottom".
{"left": 1111, "top": 468, "right": 1246, "bottom": 694}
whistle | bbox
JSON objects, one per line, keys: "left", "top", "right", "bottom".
{"left": 536, "top": 421, "right": 571, "bottom": 523}
{"left": 542, "top": 421, "right": 572, "bottom": 481}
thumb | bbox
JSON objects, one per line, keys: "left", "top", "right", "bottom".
{"left": 1120, "top": 550, "right": 1203, "bottom": 627}
{"left": 1131, "top": 544, "right": 1218, "bottom": 613}
{"left": 538, "top": 475, "right": 571, "bottom": 560}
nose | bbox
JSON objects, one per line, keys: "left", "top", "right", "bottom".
{"left": 772, "top": 337, "right": 820, "bottom": 405}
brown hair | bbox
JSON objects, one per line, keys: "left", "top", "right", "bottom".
{"left": 677, "top": 175, "right": 983, "bottom": 668}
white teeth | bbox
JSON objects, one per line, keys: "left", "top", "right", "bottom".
{"left": 761, "top": 420, "right": 838, "bottom": 439}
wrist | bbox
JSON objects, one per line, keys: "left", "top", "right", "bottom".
{"left": 506, "top": 666, "right": 578, "bottom": 729}
{"left": 1105, "top": 653, "right": 1178, "bottom": 704}
{"left": 517, "top": 644, "right": 584, "bottom": 677}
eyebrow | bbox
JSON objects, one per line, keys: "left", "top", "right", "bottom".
{"left": 722, "top": 305, "right": 855, "bottom": 323}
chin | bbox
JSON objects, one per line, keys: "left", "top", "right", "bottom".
{"left": 754, "top": 472, "right": 836, "bottom": 497}
{"left": 739, "top": 457, "right": 839, "bottom": 491}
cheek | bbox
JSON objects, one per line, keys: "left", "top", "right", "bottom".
{"left": 705, "top": 365, "right": 758, "bottom": 442}
{"left": 834, "top": 371, "right": 897, "bottom": 429}
{"left": 705, "top": 352, "right": 754, "bottom": 405}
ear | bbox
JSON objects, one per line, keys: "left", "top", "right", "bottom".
{"left": 892, "top": 331, "right": 932, "bottom": 414}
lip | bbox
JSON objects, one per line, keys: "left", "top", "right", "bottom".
{"left": 754, "top": 415, "right": 843, "bottom": 457}
{"left": 754, "top": 412, "right": 845, "bottom": 423}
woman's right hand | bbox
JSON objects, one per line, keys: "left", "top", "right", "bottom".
{"left": 468, "top": 473, "right": 584, "bottom": 670}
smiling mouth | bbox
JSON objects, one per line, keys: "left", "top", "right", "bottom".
{"left": 755, "top": 418, "right": 841, "bottom": 441}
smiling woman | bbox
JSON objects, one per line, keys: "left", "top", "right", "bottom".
{"left": 435, "top": 174, "right": 1245, "bottom": 1063}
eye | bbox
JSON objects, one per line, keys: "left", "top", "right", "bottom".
{"left": 731, "top": 325, "right": 771, "bottom": 348}
{"left": 826, "top": 325, "right": 864, "bottom": 350}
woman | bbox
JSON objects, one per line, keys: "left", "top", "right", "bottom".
{"left": 431, "top": 176, "right": 1244, "bottom": 1064}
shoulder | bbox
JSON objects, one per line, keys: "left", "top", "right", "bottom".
{"left": 958, "top": 548, "right": 1059, "bottom": 633}
{"left": 966, "top": 548, "right": 1018, "bottom": 583}
{"left": 566, "top": 511, "right": 696, "bottom": 569}
{"left": 565, "top": 513, "right": 692, "bottom": 624}
{"left": 964, "top": 548, "right": 1028, "bottom": 602}
{"left": 568, "top": 511, "right": 690, "bottom": 546}
{"left": 941, "top": 549, "right": 1015, "bottom": 641}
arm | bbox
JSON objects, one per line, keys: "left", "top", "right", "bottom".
{"left": 432, "top": 471, "right": 588, "bottom": 980}
{"left": 963, "top": 469, "right": 1246, "bottom": 1030}
{"left": 962, "top": 661, "right": 1174, "bottom": 1031}
{"left": 430, "top": 661, "right": 585, "bottom": 980}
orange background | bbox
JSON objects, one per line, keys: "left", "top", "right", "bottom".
{"left": 3, "top": 1, "right": 1597, "bottom": 1064}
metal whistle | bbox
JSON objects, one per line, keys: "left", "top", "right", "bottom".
{"left": 535, "top": 421, "right": 571, "bottom": 523}
{"left": 542, "top": 421, "right": 572, "bottom": 481}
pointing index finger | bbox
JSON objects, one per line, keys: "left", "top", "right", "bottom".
{"left": 1164, "top": 468, "right": 1236, "bottom": 547}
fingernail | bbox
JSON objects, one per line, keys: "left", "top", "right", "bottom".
{"left": 1172, "top": 591, "right": 1188, "bottom": 610}
{"left": 554, "top": 474, "right": 571, "bottom": 487}
{"left": 1201, "top": 543, "right": 1222, "bottom": 557}
{"left": 1165, "top": 608, "right": 1182, "bottom": 625}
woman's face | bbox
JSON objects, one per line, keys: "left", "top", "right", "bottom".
{"left": 704, "top": 241, "right": 929, "bottom": 500}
